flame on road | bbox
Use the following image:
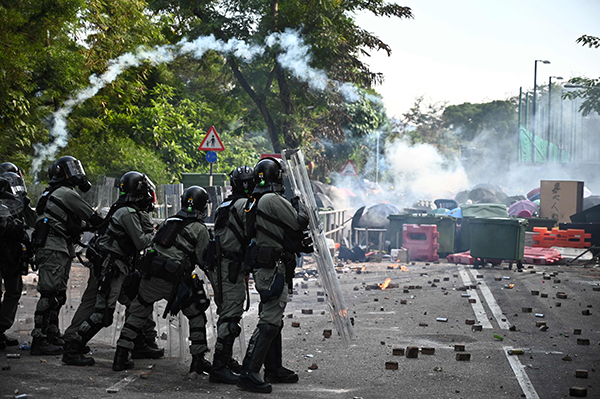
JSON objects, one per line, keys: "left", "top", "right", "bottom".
{"left": 378, "top": 278, "right": 392, "bottom": 290}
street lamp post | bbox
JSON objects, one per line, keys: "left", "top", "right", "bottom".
{"left": 547, "top": 75, "right": 563, "bottom": 161}
{"left": 532, "top": 59, "right": 550, "bottom": 162}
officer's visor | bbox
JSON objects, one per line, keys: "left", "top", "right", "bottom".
{"left": 64, "top": 159, "right": 86, "bottom": 179}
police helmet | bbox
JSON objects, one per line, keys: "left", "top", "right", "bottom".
{"left": 0, "top": 172, "right": 26, "bottom": 199}
{"left": 230, "top": 165, "right": 255, "bottom": 195}
{"left": 48, "top": 156, "right": 92, "bottom": 192}
{"left": 181, "top": 186, "right": 210, "bottom": 215}
{"left": 0, "top": 162, "right": 23, "bottom": 179}
{"left": 253, "top": 157, "right": 284, "bottom": 194}
{"left": 120, "top": 171, "right": 156, "bottom": 211}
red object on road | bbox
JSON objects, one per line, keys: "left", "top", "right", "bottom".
{"left": 533, "top": 227, "right": 591, "bottom": 248}
{"left": 522, "top": 247, "right": 563, "bottom": 265}
{"left": 403, "top": 224, "right": 439, "bottom": 262}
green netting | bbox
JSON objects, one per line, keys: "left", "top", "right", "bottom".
{"left": 519, "top": 126, "right": 570, "bottom": 163}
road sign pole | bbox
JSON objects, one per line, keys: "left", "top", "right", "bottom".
{"left": 209, "top": 163, "right": 213, "bottom": 186}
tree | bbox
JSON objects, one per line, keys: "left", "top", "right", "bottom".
{"left": 147, "top": 0, "right": 413, "bottom": 154}
{"left": 563, "top": 35, "right": 600, "bottom": 116}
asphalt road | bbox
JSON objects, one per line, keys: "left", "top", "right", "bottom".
{"left": 1, "top": 259, "right": 599, "bottom": 399}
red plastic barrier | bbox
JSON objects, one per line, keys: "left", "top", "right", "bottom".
{"left": 403, "top": 224, "right": 439, "bottom": 262}
{"left": 446, "top": 252, "right": 474, "bottom": 265}
{"left": 532, "top": 227, "right": 591, "bottom": 248}
{"left": 522, "top": 246, "right": 563, "bottom": 265}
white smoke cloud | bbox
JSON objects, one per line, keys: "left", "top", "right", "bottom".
{"left": 31, "top": 29, "right": 361, "bottom": 177}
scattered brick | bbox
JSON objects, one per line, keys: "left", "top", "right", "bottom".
{"left": 556, "top": 302, "right": 562, "bottom": 307}
{"left": 286, "top": 314, "right": 294, "bottom": 318}
{"left": 317, "top": 297, "right": 325, "bottom": 302}
{"left": 392, "top": 348, "right": 404, "bottom": 356}
{"left": 469, "top": 299, "right": 477, "bottom": 304}
{"left": 592, "top": 287, "right": 600, "bottom": 292}
{"left": 454, "top": 344, "right": 465, "bottom": 352}
{"left": 472, "top": 325, "right": 483, "bottom": 332}
{"left": 385, "top": 361, "right": 398, "bottom": 370}
{"left": 302, "top": 309, "right": 313, "bottom": 315}
{"left": 557, "top": 292, "right": 568, "bottom": 299}
{"left": 495, "top": 277, "right": 502, "bottom": 281}
{"left": 541, "top": 293, "right": 548, "bottom": 298}
{"left": 582, "top": 309, "right": 591, "bottom": 316}
{"left": 419, "top": 322, "right": 428, "bottom": 327}
{"left": 308, "top": 363, "right": 318, "bottom": 370}
{"left": 476, "top": 275, "right": 483, "bottom": 279}
{"left": 531, "top": 290, "right": 539, "bottom": 296}
{"left": 569, "top": 387, "right": 587, "bottom": 397}
{"left": 536, "top": 321, "right": 547, "bottom": 327}
{"left": 443, "top": 277, "right": 449, "bottom": 281}
{"left": 421, "top": 347, "right": 435, "bottom": 355}
{"left": 291, "top": 322, "right": 300, "bottom": 328}
{"left": 400, "top": 299, "right": 407, "bottom": 305}
{"left": 374, "top": 298, "right": 379, "bottom": 302}
{"left": 522, "top": 307, "right": 532, "bottom": 313}
{"left": 406, "top": 347, "right": 419, "bottom": 358}
{"left": 575, "top": 370, "right": 588, "bottom": 378}
{"left": 554, "top": 279, "right": 561, "bottom": 283}
{"left": 573, "top": 329, "right": 582, "bottom": 335}
{"left": 323, "top": 329, "right": 332, "bottom": 338}
{"left": 317, "top": 291, "right": 324, "bottom": 296}
{"left": 577, "top": 339, "right": 590, "bottom": 346}
{"left": 353, "top": 286, "right": 360, "bottom": 291}
{"left": 433, "top": 279, "right": 440, "bottom": 283}
{"left": 456, "top": 353, "right": 471, "bottom": 361}
{"left": 540, "top": 325, "right": 548, "bottom": 331}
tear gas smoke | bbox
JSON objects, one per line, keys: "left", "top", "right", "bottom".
{"left": 31, "top": 29, "right": 360, "bottom": 177}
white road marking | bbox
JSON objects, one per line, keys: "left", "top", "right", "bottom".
{"left": 468, "top": 269, "right": 511, "bottom": 330}
{"left": 504, "top": 347, "right": 540, "bottom": 399}
{"left": 459, "top": 267, "right": 493, "bottom": 328}
{"left": 106, "top": 376, "right": 137, "bottom": 393}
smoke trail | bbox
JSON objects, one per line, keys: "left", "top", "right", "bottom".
{"left": 31, "top": 29, "right": 362, "bottom": 177}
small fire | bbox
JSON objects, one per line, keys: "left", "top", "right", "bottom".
{"left": 509, "top": 284, "right": 515, "bottom": 289}
{"left": 400, "top": 266, "right": 409, "bottom": 272}
{"left": 378, "top": 278, "right": 392, "bottom": 290}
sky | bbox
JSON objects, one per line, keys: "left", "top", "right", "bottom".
{"left": 355, "top": 0, "right": 600, "bottom": 119}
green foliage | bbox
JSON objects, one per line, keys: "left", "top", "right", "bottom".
{"left": 563, "top": 35, "right": 600, "bottom": 117}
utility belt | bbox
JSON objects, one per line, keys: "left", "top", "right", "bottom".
{"left": 245, "top": 243, "right": 286, "bottom": 271}
{"left": 142, "top": 249, "right": 188, "bottom": 283}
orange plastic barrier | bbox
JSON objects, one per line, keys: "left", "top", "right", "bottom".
{"left": 532, "top": 227, "right": 591, "bottom": 248}
{"left": 403, "top": 224, "right": 439, "bottom": 262}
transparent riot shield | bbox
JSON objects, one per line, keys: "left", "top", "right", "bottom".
{"left": 281, "top": 149, "right": 355, "bottom": 346}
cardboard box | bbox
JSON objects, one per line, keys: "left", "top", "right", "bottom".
{"left": 539, "top": 180, "right": 583, "bottom": 223}
{"left": 390, "top": 248, "right": 408, "bottom": 262}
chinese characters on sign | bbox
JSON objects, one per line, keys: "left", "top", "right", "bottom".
{"left": 550, "top": 182, "right": 561, "bottom": 221}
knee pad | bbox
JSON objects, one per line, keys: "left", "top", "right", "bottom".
{"left": 56, "top": 291, "right": 67, "bottom": 307}
{"left": 228, "top": 321, "right": 242, "bottom": 338}
{"left": 40, "top": 292, "right": 59, "bottom": 310}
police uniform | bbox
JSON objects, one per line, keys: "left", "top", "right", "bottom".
{"left": 113, "top": 206, "right": 210, "bottom": 372}
{"left": 207, "top": 194, "right": 248, "bottom": 382}
{"left": 61, "top": 204, "right": 154, "bottom": 365}
{"left": 31, "top": 185, "right": 97, "bottom": 354}
{"left": 238, "top": 187, "right": 308, "bottom": 393}
{"left": 0, "top": 170, "right": 35, "bottom": 349}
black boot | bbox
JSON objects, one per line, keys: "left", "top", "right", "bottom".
{"left": 228, "top": 357, "right": 243, "bottom": 374}
{"left": 132, "top": 336, "right": 164, "bottom": 359}
{"left": 237, "top": 324, "right": 279, "bottom": 394}
{"left": 62, "top": 340, "right": 95, "bottom": 366}
{"left": 30, "top": 337, "right": 63, "bottom": 356}
{"left": 209, "top": 339, "right": 239, "bottom": 384}
{"left": 112, "top": 346, "right": 134, "bottom": 371}
{"left": 47, "top": 330, "right": 65, "bottom": 347}
{"left": 264, "top": 328, "right": 298, "bottom": 383}
{"left": 189, "top": 353, "right": 212, "bottom": 375}
{"left": 1, "top": 333, "right": 19, "bottom": 347}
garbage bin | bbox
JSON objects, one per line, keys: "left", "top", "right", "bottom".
{"left": 469, "top": 217, "right": 527, "bottom": 268}
{"left": 520, "top": 217, "right": 557, "bottom": 232}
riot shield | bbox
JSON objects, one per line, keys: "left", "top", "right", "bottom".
{"left": 281, "top": 149, "right": 355, "bottom": 346}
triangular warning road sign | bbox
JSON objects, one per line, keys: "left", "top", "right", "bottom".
{"left": 198, "top": 126, "right": 225, "bottom": 151}
{"left": 340, "top": 160, "right": 358, "bottom": 176}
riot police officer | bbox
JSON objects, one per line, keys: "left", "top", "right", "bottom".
{"left": 30, "top": 156, "right": 103, "bottom": 356}
{"left": 207, "top": 166, "right": 255, "bottom": 384}
{"left": 112, "top": 186, "right": 211, "bottom": 373}
{"left": 61, "top": 171, "right": 157, "bottom": 366}
{"left": 0, "top": 163, "right": 35, "bottom": 349}
{"left": 237, "top": 157, "right": 309, "bottom": 393}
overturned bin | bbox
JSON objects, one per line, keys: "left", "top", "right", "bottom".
{"left": 469, "top": 217, "right": 527, "bottom": 268}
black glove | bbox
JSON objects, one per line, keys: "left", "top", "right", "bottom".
{"left": 290, "top": 196, "right": 302, "bottom": 213}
